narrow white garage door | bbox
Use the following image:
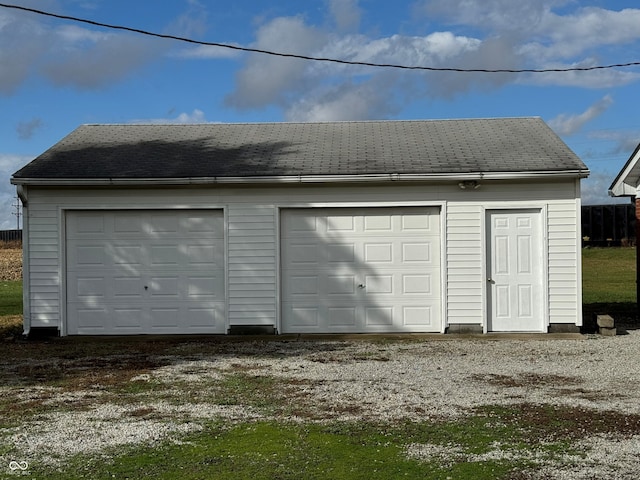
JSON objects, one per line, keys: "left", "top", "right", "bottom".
{"left": 66, "top": 210, "right": 225, "bottom": 335}
{"left": 281, "top": 207, "right": 441, "bottom": 333}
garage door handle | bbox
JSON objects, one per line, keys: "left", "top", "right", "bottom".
{"left": 144, "top": 285, "right": 148, "bottom": 290}
{"left": 358, "top": 284, "right": 366, "bottom": 289}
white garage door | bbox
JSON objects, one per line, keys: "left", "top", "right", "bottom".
{"left": 281, "top": 207, "right": 441, "bottom": 333}
{"left": 66, "top": 210, "right": 225, "bottom": 335}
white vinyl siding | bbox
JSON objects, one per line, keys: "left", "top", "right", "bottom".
{"left": 25, "top": 203, "right": 61, "bottom": 327}
{"left": 21, "top": 180, "right": 584, "bottom": 334}
{"left": 547, "top": 201, "right": 582, "bottom": 325}
{"left": 446, "top": 203, "right": 483, "bottom": 326}
{"left": 227, "top": 205, "right": 277, "bottom": 326}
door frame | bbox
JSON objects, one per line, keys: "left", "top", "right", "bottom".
{"left": 483, "top": 206, "right": 548, "bottom": 333}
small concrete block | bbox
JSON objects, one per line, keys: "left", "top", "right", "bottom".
{"left": 599, "top": 326, "right": 617, "bottom": 336}
{"left": 596, "top": 314, "right": 615, "bottom": 329}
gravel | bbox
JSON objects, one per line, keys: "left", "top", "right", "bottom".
{"left": 2, "top": 330, "right": 640, "bottom": 477}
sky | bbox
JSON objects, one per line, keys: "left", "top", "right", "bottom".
{"left": 1, "top": 0, "right": 640, "bottom": 229}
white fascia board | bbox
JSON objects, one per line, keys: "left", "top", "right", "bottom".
{"left": 610, "top": 147, "right": 640, "bottom": 197}
{"left": 10, "top": 169, "right": 589, "bottom": 187}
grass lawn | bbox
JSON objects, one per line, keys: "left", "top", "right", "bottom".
{"left": 0, "top": 281, "right": 21, "bottom": 316}
{"left": 582, "top": 247, "right": 636, "bottom": 304}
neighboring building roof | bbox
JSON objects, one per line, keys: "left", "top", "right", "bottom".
{"left": 12, "top": 118, "right": 589, "bottom": 185}
{"left": 609, "top": 143, "right": 640, "bottom": 197}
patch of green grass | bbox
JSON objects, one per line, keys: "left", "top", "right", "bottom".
{"left": 27, "top": 403, "right": 618, "bottom": 480}
{"left": 582, "top": 247, "right": 636, "bottom": 304}
{"left": 212, "top": 372, "right": 281, "bottom": 410}
{"left": 28, "top": 420, "right": 534, "bottom": 480}
{"left": 0, "top": 280, "right": 22, "bottom": 316}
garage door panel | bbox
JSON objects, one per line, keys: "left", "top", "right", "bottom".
{"left": 113, "top": 276, "right": 144, "bottom": 298}
{"left": 150, "top": 245, "right": 180, "bottom": 266}
{"left": 66, "top": 210, "right": 225, "bottom": 335}
{"left": 113, "top": 308, "right": 144, "bottom": 329}
{"left": 74, "top": 308, "right": 108, "bottom": 332}
{"left": 401, "top": 213, "right": 433, "bottom": 231}
{"left": 402, "top": 242, "right": 433, "bottom": 263}
{"left": 404, "top": 306, "right": 434, "bottom": 326}
{"left": 289, "top": 307, "right": 319, "bottom": 327}
{"left": 327, "top": 243, "right": 356, "bottom": 263}
{"left": 326, "top": 215, "right": 355, "bottom": 232}
{"left": 364, "top": 243, "right": 392, "bottom": 263}
{"left": 75, "top": 246, "right": 106, "bottom": 267}
{"left": 281, "top": 207, "right": 441, "bottom": 333}
{"left": 187, "top": 276, "right": 221, "bottom": 298}
{"left": 402, "top": 274, "right": 433, "bottom": 294}
{"left": 149, "top": 276, "right": 180, "bottom": 297}
{"left": 327, "top": 275, "right": 356, "bottom": 295}
{"left": 328, "top": 307, "right": 357, "bottom": 326}
{"left": 183, "top": 214, "right": 222, "bottom": 234}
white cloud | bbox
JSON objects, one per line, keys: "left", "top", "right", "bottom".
{"left": 586, "top": 130, "right": 640, "bottom": 157}
{"left": 131, "top": 109, "right": 211, "bottom": 124}
{"left": 419, "top": 0, "right": 569, "bottom": 33}
{"left": 540, "top": 8, "right": 640, "bottom": 57}
{"left": 285, "top": 79, "right": 399, "bottom": 122}
{"left": 581, "top": 172, "right": 628, "bottom": 205}
{"left": 549, "top": 94, "right": 614, "bottom": 136}
{"left": 225, "top": 12, "right": 496, "bottom": 118}
{"left": 231, "top": 1, "right": 640, "bottom": 119}
{"left": 172, "top": 44, "right": 241, "bottom": 59}
{"left": 327, "top": 0, "right": 361, "bottom": 32}
{"left": 0, "top": 2, "right": 206, "bottom": 93}
{"left": 225, "top": 16, "right": 328, "bottom": 110}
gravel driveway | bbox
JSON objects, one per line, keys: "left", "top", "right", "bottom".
{"left": 2, "top": 329, "right": 640, "bottom": 478}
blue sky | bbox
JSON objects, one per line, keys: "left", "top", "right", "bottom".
{"left": 2, "top": 0, "right": 640, "bottom": 228}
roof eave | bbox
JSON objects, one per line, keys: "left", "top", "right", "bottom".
{"left": 609, "top": 143, "right": 640, "bottom": 197}
{"left": 10, "top": 170, "right": 590, "bottom": 187}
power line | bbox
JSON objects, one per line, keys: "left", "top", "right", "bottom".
{"left": 2, "top": 2, "right": 640, "bottom": 74}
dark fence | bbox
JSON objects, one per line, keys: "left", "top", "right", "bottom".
{"left": 582, "top": 204, "right": 635, "bottom": 247}
{"left": 0, "top": 229, "right": 22, "bottom": 243}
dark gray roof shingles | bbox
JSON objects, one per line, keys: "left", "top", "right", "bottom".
{"left": 12, "top": 118, "right": 588, "bottom": 180}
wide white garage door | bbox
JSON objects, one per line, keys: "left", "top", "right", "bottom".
{"left": 66, "top": 210, "right": 225, "bottom": 335}
{"left": 281, "top": 207, "right": 441, "bottom": 333}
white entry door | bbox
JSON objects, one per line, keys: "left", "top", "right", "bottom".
{"left": 66, "top": 210, "right": 226, "bottom": 335}
{"left": 487, "top": 209, "right": 544, "bottom": 332}
{"left": 281, "top": 207, "right": 441, "bottom": 333}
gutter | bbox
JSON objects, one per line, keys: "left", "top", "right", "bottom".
{"left": 10, "top": 170, "right": 590, "bottom": 186}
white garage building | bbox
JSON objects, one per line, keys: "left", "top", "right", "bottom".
{"left": 11, "top": 118, "right": 589, "bottom": 336}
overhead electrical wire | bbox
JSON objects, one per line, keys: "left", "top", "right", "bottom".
{"left": 2, "top": 2, "right": 640, "bottom": 74}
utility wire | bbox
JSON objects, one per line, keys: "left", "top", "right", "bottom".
{"left": 2, "top": 2, "right": 640, "bottom": 74}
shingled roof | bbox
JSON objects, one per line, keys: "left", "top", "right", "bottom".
{"left": 12, "top": 118, "right": 588, "bottom": 185}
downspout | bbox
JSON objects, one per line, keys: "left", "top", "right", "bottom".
{"left": 16, "top": 185, "right": 30, "bottom": 337}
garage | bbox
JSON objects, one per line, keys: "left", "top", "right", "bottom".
{"left": 281, "top": 207, "right": 442, "bottom": 333}
{"left": 65, "top": 210, "right": 225, "bottom": 335}
{"left": 13, "top": 119, "right": 588, "bottom": 336}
